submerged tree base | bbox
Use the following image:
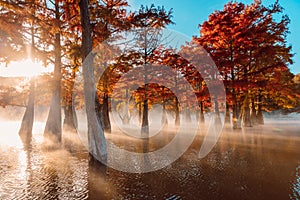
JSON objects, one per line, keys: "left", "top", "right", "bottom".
{"left": 44, "top": 131, "right": 62, "bottom": 143}
{"left": 141, "top": 125, "right": 149, "bottom": 138}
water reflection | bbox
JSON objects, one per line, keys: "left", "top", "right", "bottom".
{"left": 88, "top": 159, "right": 110, "bottom": 199}
{"left": 0, "top": 120, "right": 300, "bottom": 199}
{"left": 0, "top": 121, "right": 90, "bottom": 199}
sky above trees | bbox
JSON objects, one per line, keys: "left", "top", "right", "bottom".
{"left": 131, "top": 0, "right": 300, "bottom": 74}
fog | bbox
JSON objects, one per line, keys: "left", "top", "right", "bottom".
{"left": 0, "top": 106, "right": 299, "bottom": 199}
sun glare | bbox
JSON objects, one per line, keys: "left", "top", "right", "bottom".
{"left": 0, "top": 59, "right": 53, "bottom": 77}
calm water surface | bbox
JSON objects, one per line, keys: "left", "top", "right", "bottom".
{"left": 0, "top": 119, "right": 299, "bottom": 200}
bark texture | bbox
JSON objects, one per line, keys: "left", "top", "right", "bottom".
{"left": 19, "top": 79, "right": 35, "bottom": 141}
{"left": 80, "top": 0, "right": 107, "bottom": 162}
{"left": 44, "top": 0, "right": 62, "bottom": 141}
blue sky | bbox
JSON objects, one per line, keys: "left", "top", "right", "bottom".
{"left": 131, "top": 0, "right": 300, "bottom": 74}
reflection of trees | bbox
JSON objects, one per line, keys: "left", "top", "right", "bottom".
{"left": 39, "top": 149, "right": 90, "bottom": 199}
{"left": 20, "top": 135, "right": 34, "bottom": 199}
{"left": 19, "top": 131, "right": 91, "bottom": 199}
{"left": 88, "top": 160, "right": 108, "bottom": 199}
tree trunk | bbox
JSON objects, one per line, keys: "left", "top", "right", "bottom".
{"left": 118, "top": 100, "right": 131, "bottom": 125}
{"left": 141, "top": 98, "right": 149, "bottom": 136}
{"left": 44, "top": 80, "right": 62, "bottom": 141}
{"left": 174, "top": 69, "right": 180, "bottom": 126}
{"left": 19, "top": 22, "right": 36, "bottom": 141}
{"left": 199, "top": 101, "right": 205, "bottom": 123}
{"left": 63, "top": 70, "right": 77, "bottom": 132}
{"left": 80, "top": 0, "right": 107, "bottom": 162}
{"left": 161, "top": 87, "right": 168, "bottom": 127}
{"left": 138, "top": 102, "right": 142, "bottom": 124}
{"left": 214, "top": 99, "right": 221, "bottom": 126}
{"left": 257, "top": 93, "right": 264, "bottom": 125}
{"left": 141, "top": 64, "right": 149, "bottom": 136}
{"left": 225, "top": 102, "right": 231, "bottom": 124}
{"left": 102, "top": 93, "right": 111, "bottom": 133}
{"left": 232, "top": 91, "right": 241, "bottom": 129}
{"left": 175, "top": 96, "right": 180, "bottom": 126}
{"left": 122, "top": 89, "right": 131, "bottom": 125}
{"left": 122, "top": 115, "right": 130, "bottom": 125}
{"left": 185, "top": 109, "right": 192, "bottom": 122}
{"left": 184, "top": 85, "right": 191, "bottom": 123}
{"left": 95, "top": 95, "right": 104, "bottom": 128}
{"left": 232, "top": 104, "right": 242, "bottom": 129}
{"left": 161, "top": 103, "right": 168, "bottom": 127}
{"left": 257, "top": 107, "right": 264, "bottom": 125}
{"left": 44, "top": 1, "right": 62, "bottom": 141}
{"left": 196, "top": 109, "right": 199, "bottom": 121}
{"left": 19, "top": 79, "right": 35, "bottom": 141}
{"left": 97, "top": 69, "right": 111, "bottom": 133}
{"left": 242, "top": 95, "right": 252, "bottom": 127}
{"left": 119, "top": 104, "right": 131, "bottom": 125}
{"left": 63, "top": 103, "right": 77, "bottom": 132}
{"left": 250, "top": 99, "right": 257, "bottom": 125}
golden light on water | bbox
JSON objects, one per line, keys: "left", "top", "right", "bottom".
{"left": 0, "top": 59, "right": 52, "bottom": 77}
{"left": 0, "top": 121, "right": 46, "bottom": 147}
{"left": 0, "top": 121, "right": 23, "bottom": 147}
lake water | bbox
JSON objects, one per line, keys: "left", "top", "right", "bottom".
{"left": 0, "top": 115, "right": 299, "bottom": 199}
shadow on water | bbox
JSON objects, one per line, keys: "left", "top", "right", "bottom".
{"left": 88, "top": 157, "right": 109, "bottom": 199}
{"left": 62, "top": 128, "right": 111, "bottom": 199}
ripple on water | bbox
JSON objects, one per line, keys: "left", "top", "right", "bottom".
{"left": 1, "top": 119, "right": 300, "bottom": 199}
{"left": 0, "top": 121, "right": 90, "bottom": 200}
{"left": 290, "top": 165, "right": 300, "bottom": 199}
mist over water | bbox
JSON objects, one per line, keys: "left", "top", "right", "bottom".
{"left": 0, "top": 108, "right": 300, "bottom": 199}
